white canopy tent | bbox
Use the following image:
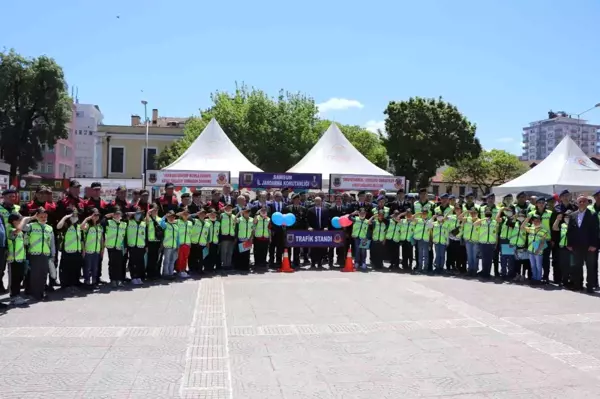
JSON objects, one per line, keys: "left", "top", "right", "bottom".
{"left": 162, "top": 118, "right": 262, "bottom": 184}
{"left": 493, "top": 136, "right": 600, "bottom": 196}
{"left": 287, "top": 123, "right": 391, "bottom": 186}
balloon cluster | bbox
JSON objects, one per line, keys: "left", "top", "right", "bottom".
{"left": 271, "top": 212, "right": 296, "bottom": 227}
{"left": 331, "top": 215, "right": 353, "bottom": 229}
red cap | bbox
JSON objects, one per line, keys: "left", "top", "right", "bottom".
{"left": 552, "top": 194, "right": 559, "bottom": 201}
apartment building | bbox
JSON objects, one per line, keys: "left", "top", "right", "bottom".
{"left": 73, "top": 103, "right": 104, "bottom": 178}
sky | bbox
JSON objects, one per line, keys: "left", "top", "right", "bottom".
{"left": 2, "top": 0, "right": 599, "bottom": 155}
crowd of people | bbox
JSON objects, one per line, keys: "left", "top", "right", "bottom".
{"left": 0, "top": 179, "right": 599, "bottom": 309}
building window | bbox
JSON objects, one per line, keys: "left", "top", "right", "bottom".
{"left": 431, "top": 185, "right": 439, "bottom": 196}
{"left": 472, "top": 188, "right": 478, "bottom": 198}
{"left": 45, "top": 162, "right": 54, "bottom": 174}
{"left": 110, "top": 146, "right": 125, "bottom": 174}
{"left": 459, "top": 186, "right": 466, "bottom": 196}
{"left": 142, "top": 148, "right": 158, "bottom": 172}
{"left": 76, "top": 111, "right": 84, "bottom": 117}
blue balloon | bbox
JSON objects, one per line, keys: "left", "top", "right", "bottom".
{"left": 331, "top": 216, "right": 341, "bottom": 229}
{"left": 271, "top": 212, "right": 284, "bottom": 226}
{"left": 283, "top": 213, "right": 296, "bottom": 227}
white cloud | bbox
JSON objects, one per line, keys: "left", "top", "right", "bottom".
{"left": 364, "top": 120, "right": 385, "bottom": 134}
{"left": 317, "top": 98, "right": 364, "bottom": 113}
{"left": 495, "top": 137, "right": 515, "bottom": 143}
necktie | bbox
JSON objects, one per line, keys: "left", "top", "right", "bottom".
{"left": 317, "top": 208, "right": 321, "bottom": 228}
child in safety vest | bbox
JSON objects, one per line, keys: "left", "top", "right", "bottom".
{"left": 511, "top": 210, "right": 531, "bottom": 282}
{"left": 220, "top": 204, "right": 237, "bottom": 270}
{"left": 104, "top": 209, "right": 127, "bottom": 287}
{"left": 412, "top": 209, "right": 433, "bottom": 272}
{"left": 175, "top": 207, "right": 193, "bottom": 278}
{"left": 445, "top": 205, "right": 463, "bottom": 273}
{"left": 431, "top": 213, "right": 449, "bottom": 273}
{"left": 205, "top": 209, "right": 221, "bottom": 273}
{"left": 126, "top": 208, "right": 147, "bottom": 285}
{"left": 351, "top": 208, "right": 369, "bottom": 270}
{"left": 460, "top": 208, "right": 480, "bottom": 276}
{"left": 552, "top": 211, "right": 572, "bottom": 286}
{"left": 81, "top": 208, "right": 104, "bottom": 289}
{"left": 159, "top": 210, "right": 180, "bottom": 278}
{"left": 236, "top": 208, "right": 254, "bottom": 271}
{"left": 146, "top": 206, "right": 163, "bottom": 280}
{"left": 385, "top": 211, "right": 401, "bottom": 270}
{"left": 474, "top": 211, "right": 498, "bottom": 278}
{"left": 521, "top": 214, "right": 548, "bottom": 284}
{"left": 7, "top": 214, "right": 27, "bottom": 305}
{"left": 56, "top": 207, "right": 84, "bottom": 290}
{"left": 189, "top": 209, "right": 209, "bottom": 275}
{"left": 397, "top": 209, "right": 414, "bottom": 271}
{"left": 368, "top": 210, "right": 388, "bottom": 270}
{"left": 253, "top": 207, "right": 271, "bottom": 269}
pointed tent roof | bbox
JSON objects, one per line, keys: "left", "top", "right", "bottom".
{"left": 163, "top": 118, "right": 262, "bottom": 175}
{"left": 493, "top": 136, "right": 600, "bottom": 196}
{"left": 287, "top": 123, "right": 391, "bottom": 177}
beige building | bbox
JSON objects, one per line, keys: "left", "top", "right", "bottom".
{"left": 95, "top": 109, "right": 186, "bottom": 179}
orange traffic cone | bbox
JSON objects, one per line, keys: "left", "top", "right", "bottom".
{"left": 279, "top": 248, "right": 295, "bottom": 273}
{"left": 341, "top": 248, "right": 355, "bottom": 272}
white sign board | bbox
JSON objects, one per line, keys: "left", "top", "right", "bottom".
{"left": 329, "top": 174, "right": 406, "bottom": 192}
{"left": 146, "top": 170, "right": 230, "bottom": 187}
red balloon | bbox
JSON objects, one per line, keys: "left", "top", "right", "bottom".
{"left": 339, "top": 215, "right": 353, "bottom": 227}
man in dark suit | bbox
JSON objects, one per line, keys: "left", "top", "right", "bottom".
{"left": 327, "top": 194, "right": 346, "bottom": 267}
{"left": 284, "top": 194, "right": 307, "bottom": 268}
{"left": 219, "top": 184, "right": 235, "bottom": 207}
{"left": 567, "top": 195, "right": 599, "bottom": 293}
{"left": 388, "top": 189, "right": 411, "bottom": 214}
{"left": 268, "top": 191, "right": 286, "bottom": 267}
{"left": 307, "top": 196, "right": 329, "bottom": 268}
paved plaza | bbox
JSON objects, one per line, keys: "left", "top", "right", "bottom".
{"left": 3, "top": 261, "right": 600, "bottom": 398}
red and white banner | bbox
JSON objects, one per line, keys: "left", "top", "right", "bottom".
{"left": 329, "top": 174, "right": 406, "bottom": 192}
{"left": 146, "top": 170, "right": 230, "bottom": 187}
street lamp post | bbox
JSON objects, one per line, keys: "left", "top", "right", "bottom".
{"left": 141, "top": 100, "right": 149, "bottom": 188}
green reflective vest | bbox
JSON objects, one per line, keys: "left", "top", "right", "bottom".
{"left": 255, "top": 216, "right": 270, "bottom": 238}
{"left": 147, "top": 217, "right": 161, "bottom": 242}
{"left": 351, "top": 217, "right": 369, "bottom": 239}
{"left": 238, "top": 218, "right": 253, "bottom": 240}
{"left": 509, "top": 221, "right": 527, "bottom": 248}
{"left": 220, "top": 214, "right": 236, "bottom": 236}
{"left": 444, "top": 216, "right": 461, "bottom": 239}
{"left": 0, "top": 204, "right": 20, "bottom": 225}
{"left": 371, "top": 206, "right": 390, "bottom": 219}
{"left": 105, "top": 220, "right": 126, "bottom": 250}
{"left": 163, "top": 222, "right": 179, "bottom": 249}
{"left": 434, "top": 205, "right": 454, "bottom": 217}
{"left": 191, "top": 219, "right": 203, "bottom": 244}
{"left": 559, "top": 224, "right": 568, "bottom": 248}
{"left": 398, "top": 219, "right": 413, "bottom": 241}
{"left": 84, "top": 225, "right": 103, "bottom": 254}
{"left": 526, "top": 226, "right": 548, "bottom": 253}
{"left": 64, "top": 224, "right": 83, "bottom": 253}
{"left": 477, "top": 220, "right": 498, "bottom": 244}
{"left": 198, "top": 221, "right": 211, "bottom": 246}
{"left": 7, "top": 226, "right": 26, "bottom": 262}
{"left": 431, "top": 221, "right": 448, "bottom": 245}
{"left": 126, "top": 220, "right": 146, "bottom": 248}
{"left": 177, "top": 219, "right": 192, "bottom": 246}
{"left": 462, "top": 217, "right": 479, "bottom": 242}
{"left": 386, "top": 220, "right": 400, "bottom": 242}
{"left": 528, "top": 209, "right": 552, "bottom": 234}
{"left": 480, "top": 204, "right": 500, "bottom": 219}
{"left": 371, "top": 220, "right": 387, "bottom": 242}
{"left": 28, "top": 222, "right": 53, "bottom": 256}
{"left": 210, "top": 220, "right": 220, "bottom": 244}
{"left": 412, "top": 219, "right": 431, "bottom": 242}
{"left": 414, "top": 201, "right": 434, "bottom": 218}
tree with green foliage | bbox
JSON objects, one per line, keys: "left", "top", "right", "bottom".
{"left": 382, "top": 97, "right": 481, "bottom": 189}
{"left": 442, "top": 149, "right": 528, "bottom": 193}
{"left": 156, "top": 84, "right": 388, "bottom": 172}
{"left": 0, "top": 50, "right": 72, "bottom": 178}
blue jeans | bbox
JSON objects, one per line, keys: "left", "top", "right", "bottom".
{"left": 434, "top": 243, "right": 446, "bottom": 271}
{"left": 415, "top": 240, "right": 429, "bottom": 271}
{"left": 529, "top": 253, "right": 543, "bottom": 281}
{"left": 83, "top": 253, "right": 100, "bottom": 284}
{"left": 480, "top": 244, "right": 495, "bottom": 276}
{"left": 465, "top": 241, "right": 479, "bottom": 273}
{"left": 353, "top": 239, "right": 367, "bottom": 267}
{"left": 162, "top": 247, "right": 178, "bottom": 276}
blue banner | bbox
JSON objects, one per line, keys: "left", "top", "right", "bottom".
{"left": 238, "top": 172, "right": 322, "bottom": 189}
{"left": 285, "top": 230, "right": 345, "bottom": 247}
